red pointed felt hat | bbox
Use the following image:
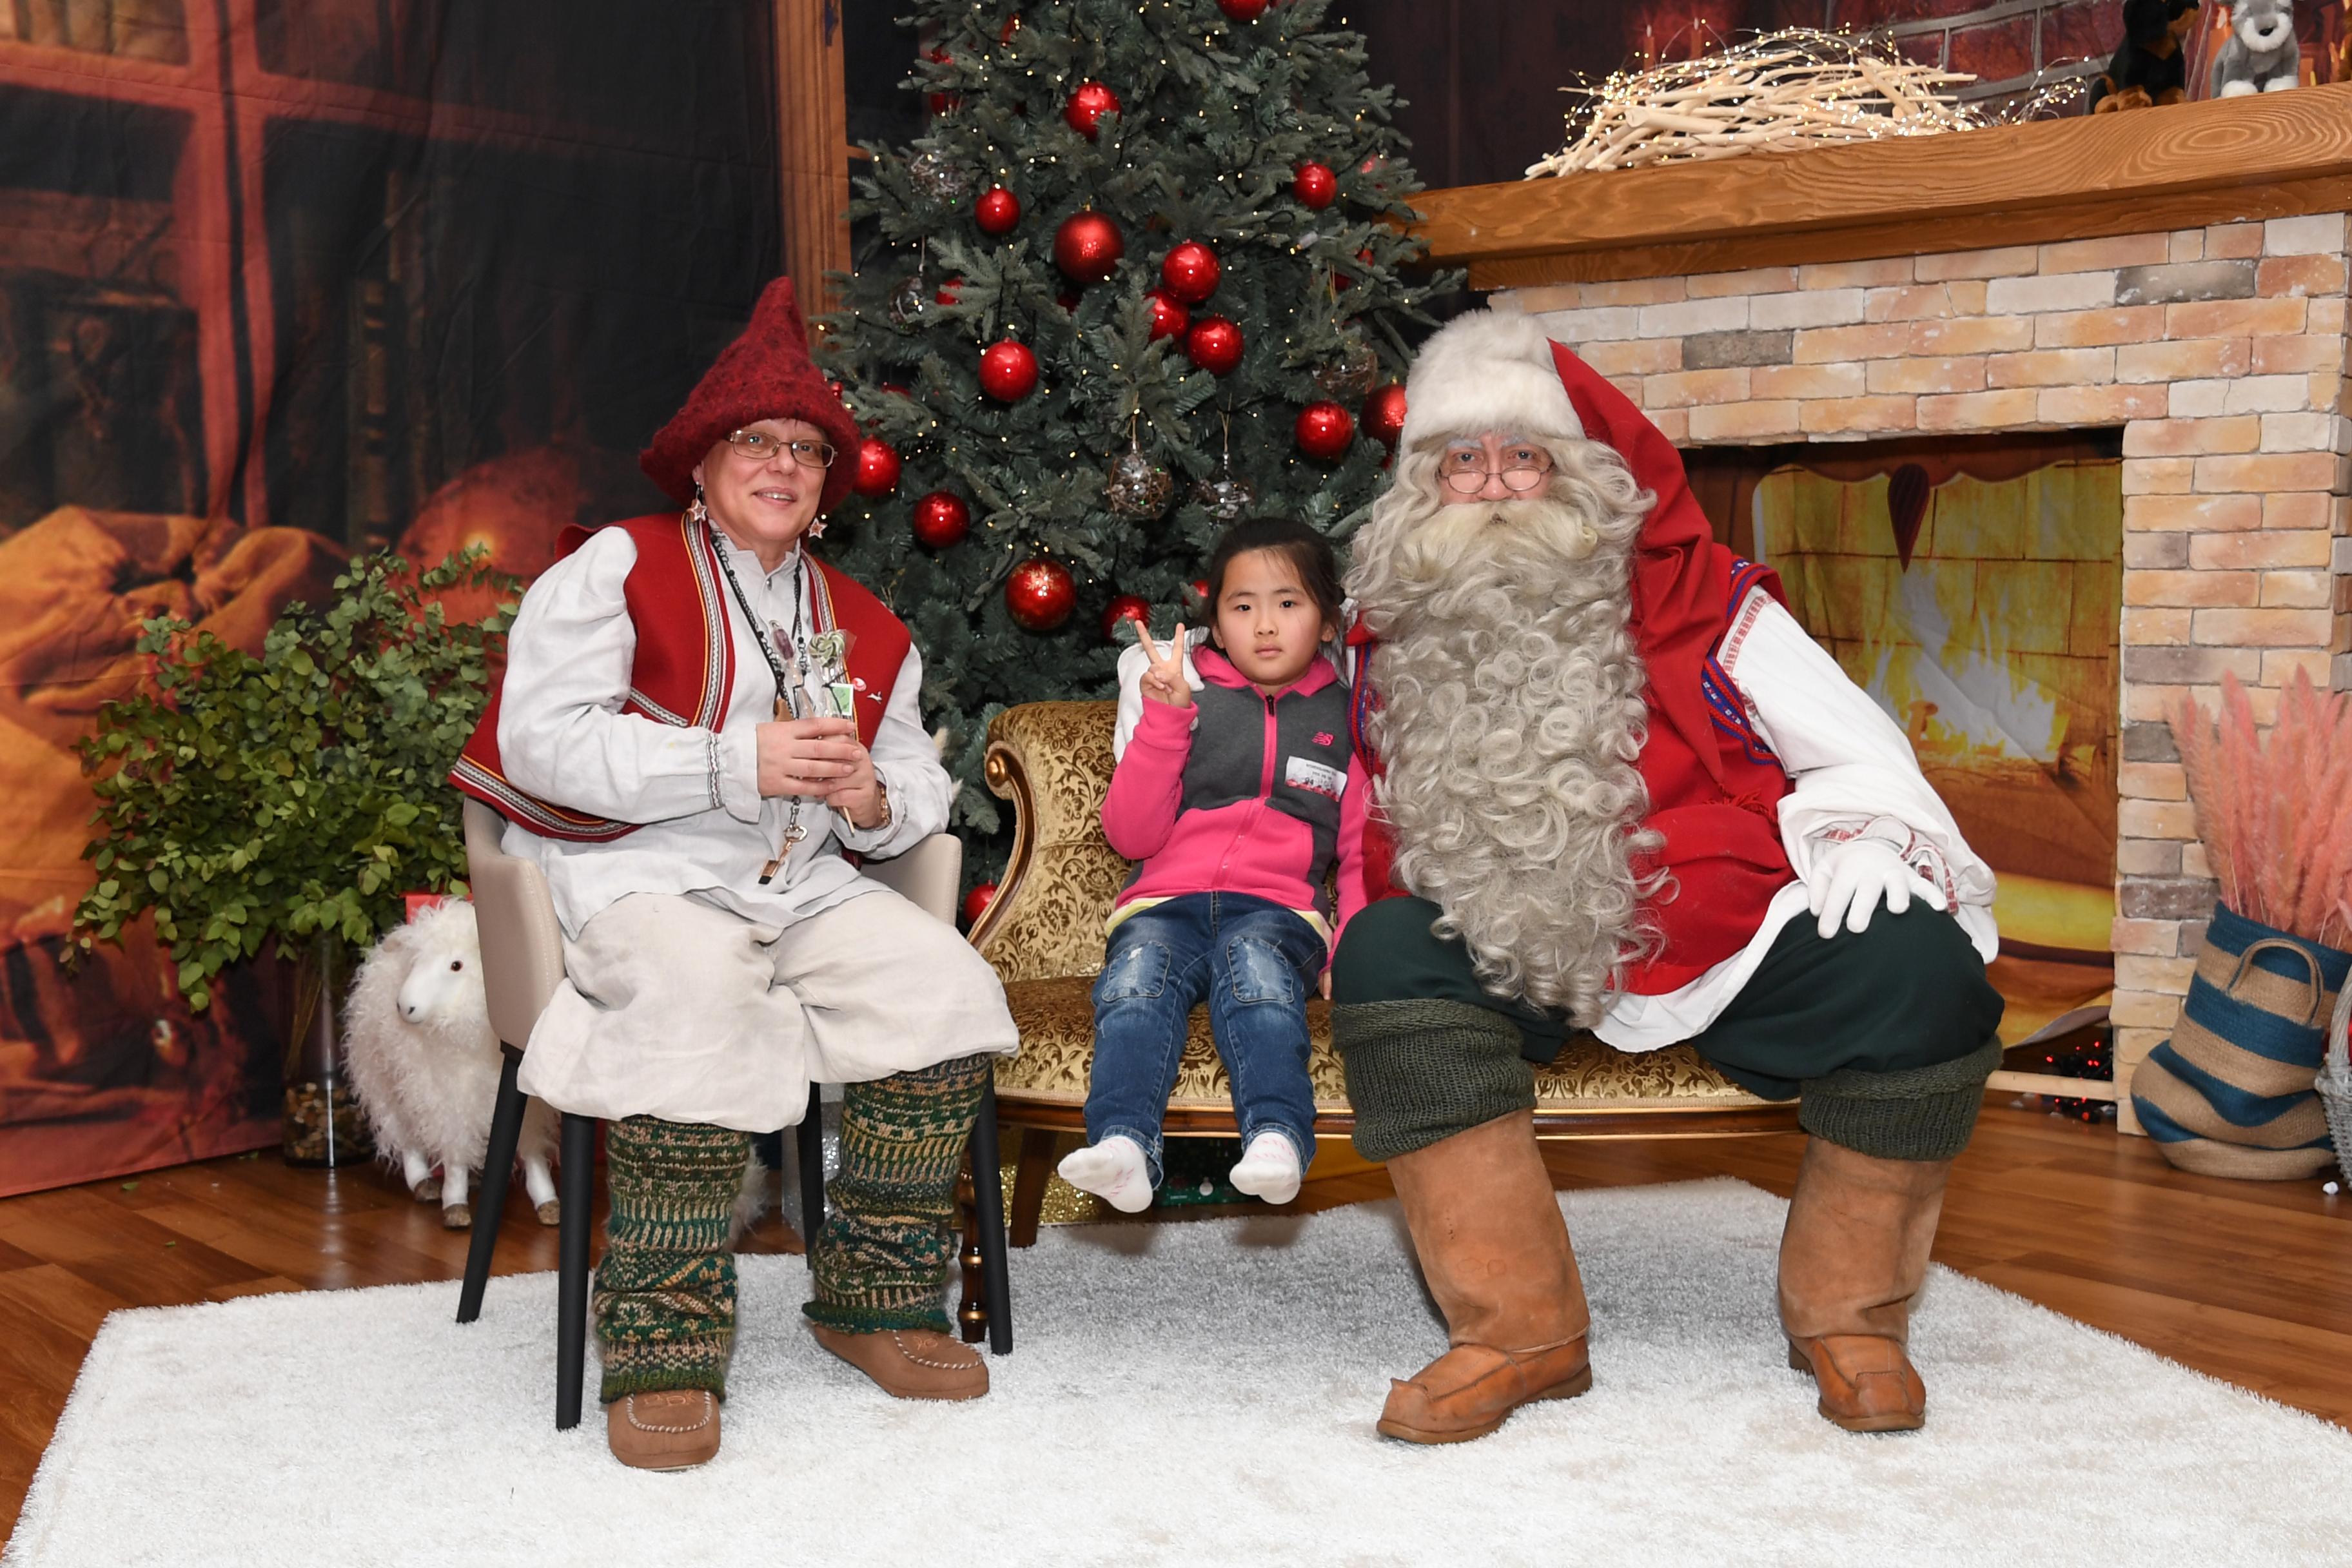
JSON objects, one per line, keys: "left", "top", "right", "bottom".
{"left": 639, "top": 277, "right": 863, "bottom": 515}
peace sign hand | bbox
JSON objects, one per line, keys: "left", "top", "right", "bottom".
{"left": 1139, "top": 622, "right": 1193, "bottom": 710}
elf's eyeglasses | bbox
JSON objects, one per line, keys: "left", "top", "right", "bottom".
{"left": 1438, "top": 446, "right": 1553, "bottom": 495}
{"left": 727, "top": 431, "right": 836, "bottom": 468}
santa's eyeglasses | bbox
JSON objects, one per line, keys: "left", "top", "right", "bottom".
{"left": 1438, "top": 446, "right": 1553, "bottom": 495}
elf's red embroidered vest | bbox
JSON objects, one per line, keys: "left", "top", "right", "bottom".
{"left": 451, "top": 512, "right": 910, "bottom": 842}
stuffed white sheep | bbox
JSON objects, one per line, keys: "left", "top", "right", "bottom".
{"left": 343, "top": 899, "right": 559, "bottom": 1229}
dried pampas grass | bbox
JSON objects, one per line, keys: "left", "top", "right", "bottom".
{"left": 2170, "top": 671, "right": 2352, "bottom": 950}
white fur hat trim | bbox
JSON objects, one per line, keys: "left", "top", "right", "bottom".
{"left": 1398, "top": 307, "right": 1583, "bottom": 451}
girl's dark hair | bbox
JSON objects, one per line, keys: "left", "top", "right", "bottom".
{"left": 1202, "top": 516, "right": 1344, "bottom": 629}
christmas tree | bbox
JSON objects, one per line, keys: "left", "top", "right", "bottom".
{"left": 818, "top": 0, "right": 1456, "bottom": 881}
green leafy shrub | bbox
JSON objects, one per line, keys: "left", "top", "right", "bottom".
{"left": 73, "top": 549, "right": 518, "bottom": 1009}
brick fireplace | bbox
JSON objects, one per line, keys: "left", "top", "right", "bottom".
{"left": 1415, "top": 90, "right": 2352, "bottom": 1128}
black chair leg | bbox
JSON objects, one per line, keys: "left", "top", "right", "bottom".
{"left": 970, "top": 1075, "right": 1013, "bottom": 1355}
{"left": 455, "top": 1046, "right": 529, "bottom": 1325}
{"left": 796, "top": 1081, "right": 827, "bottom": 1256}
{"left": 555, "top": 1112, "right": 596, "bottom": 1431}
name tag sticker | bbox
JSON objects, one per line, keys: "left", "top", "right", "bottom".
{"left": 1285, "top": 756, "right": 1346, "bottom": 799}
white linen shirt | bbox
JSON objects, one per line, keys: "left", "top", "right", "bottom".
{"left": 495, "top": 524, "right": 950, "bottom": 939}
{"left": 1594, "top": 587, "right": 2000, "bottom": 1051}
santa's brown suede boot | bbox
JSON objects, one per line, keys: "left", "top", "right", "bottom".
{"left": 1377, "top": 1110, "right": 1591, "bottom": 1444}
{"left": 1778, "top": 1137, "right": 1952, "bottom": 1433}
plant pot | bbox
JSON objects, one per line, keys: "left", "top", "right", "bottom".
{"left": 281, "top": 931, "right": 371, "bottom": 1168}
{"left": 2128, "top": 902, "right": 2349, "bottom": 1180}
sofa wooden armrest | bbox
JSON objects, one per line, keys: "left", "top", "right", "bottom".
{"left": 974, "top": 700, "right": 1792, "bottom": 1191}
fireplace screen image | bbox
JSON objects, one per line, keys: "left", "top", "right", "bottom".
{"left": 1689, "top": 435, "right": 2122, "bottom": 966}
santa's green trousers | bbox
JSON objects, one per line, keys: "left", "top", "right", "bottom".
{"left": 594, "top": 1054, "right": 987, "bottom": 1403}
{"left": 1329, "top": 898, "right": 2004, "bottom": 1165}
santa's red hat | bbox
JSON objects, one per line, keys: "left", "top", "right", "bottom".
{"left": 639, "top": 277, "right": 863, "bottom": 515}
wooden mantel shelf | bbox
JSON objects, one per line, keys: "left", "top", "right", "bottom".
{"left": 1412, "top": 84, "right": 2352, "bottom": 288}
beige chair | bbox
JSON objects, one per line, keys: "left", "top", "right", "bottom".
{"left": 971, "top": 701, "right": 1799, "bottom": 1241}
{"left": 451, "top": 799, "right": 1012, "bottom": 1429}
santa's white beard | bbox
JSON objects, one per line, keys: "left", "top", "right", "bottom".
{"left": 1349, "top": 482, "right": 1657, "bottom": 1024}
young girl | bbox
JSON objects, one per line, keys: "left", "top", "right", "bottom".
{"left": 1057, "top": 518, "right": 1364, "bottom": 1213}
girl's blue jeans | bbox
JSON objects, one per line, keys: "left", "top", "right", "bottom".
{"left": 1086, "top": 891, "right": 1322, "bottom": 1187}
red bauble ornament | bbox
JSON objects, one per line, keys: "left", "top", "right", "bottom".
{"left": 979, "top": 338, "right": 1040, "bottom": 401}
{"left": 1101, "top": 593, "right": 1151, "bottom": 640}
{"left": 912, "top": 491, "right": 971, "bottom": 548}
{"left": 1053, "top": 210, "right": 1124, "bottom": 284}
{"left": 1184, "top": 315, "right": 1244, "bottom": 376}
{"left": 925, "top": 48, "right": 959, "bottom": 115}
{"left": 852, "top": 437, "right": 902, "bottom": 497}
{"left": 999, "top": 13, "right": 1021, "bottom": 43}
{"left": 1293, "top": 161, "right": 1337, "bottom": 208}
{"left": 1064, "top": 81, "right": 1121, "bottom": 139}
{"left": 975, "top": 186, "right": 1021, "bottom": 235}
{"left": 1160, "top": 240, "right": 1221, "bottom": 305}
{"left": 1006, "top": 556, "right": 1076, "bottom": 631}
{"left": 1218, "top": 0, "right": 1270, "bottom": 17}
{"left": 1295, "top": 400, "right": 1355, "bottom": 460}
{"left": 1188, "top": 577, "right": 1211, "bottom": 606}
{"left": 934, "top": 277, "right": 964, "bottom": 306}
{"left": 1361, "top": 383, "right": 1407, "bottom": 447}
{"left": 1145, "top": 289, "right": 1190, "bottom": 341}
{"left": 961, "top": 881, "right": 997, "bottom": 928}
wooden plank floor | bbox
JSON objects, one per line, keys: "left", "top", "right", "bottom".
{"left": 4, "top": 1102, "right": 2349, "bottom": 1544}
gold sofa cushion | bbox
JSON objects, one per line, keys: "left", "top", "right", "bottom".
{"left": 993, "top": 976, "right": 1769, "bottom": 1115}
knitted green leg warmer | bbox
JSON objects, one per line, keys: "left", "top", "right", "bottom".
{"left": 803, "top": 1054, "right": 987, "bottom": 1335}
{"left": 594, "top": 1115, "right": 750, "bottom": 1403}
{"left": 1799, "top": 1036, "right": 2004, "bottom": 1162}
{"left": 1331, "top": 999, "right": 1534, "bottom": 1163}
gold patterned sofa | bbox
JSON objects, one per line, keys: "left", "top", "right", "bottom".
{"left": 971, "top": 700, "right": 1794, "bottom": 1241}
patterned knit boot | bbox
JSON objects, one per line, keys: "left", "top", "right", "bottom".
{"left": 596, "top": 1115, "right": 749, "bottom": 1469}
{"left": 805, "top": 1054, "right": 991, "bottom": 1401}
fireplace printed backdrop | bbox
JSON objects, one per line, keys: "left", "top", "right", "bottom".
{"left": 1692, "top": 437, "right": 2123, "bottom": 957}
{"left": 0, "top": 1, "right": 783, "bottom": 1195}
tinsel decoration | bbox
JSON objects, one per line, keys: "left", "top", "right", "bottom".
{"left": 1006, "top": 555, "right": 1077, "bottom": 631}
{"left": 1103, "top": 416, "right": 1174, "bottom": 518}
{"left": 1053, "top": 209, "right": 1124, "bottom": 284}
{"left": 1527, "top": 32, "right": 1983, "bottom": 176}
{"left": 906, "top": 148, "right": 974, "bottom": 205}
{"left": 1311, "top": 337, "right": 1381, "bottom": 401}
{"left": 975, "top": 185, "right": 1022, "bottom": 235}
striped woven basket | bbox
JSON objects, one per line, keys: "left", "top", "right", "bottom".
{"left": 2130, "top": 903, "right": 2348, "bottom": 1180}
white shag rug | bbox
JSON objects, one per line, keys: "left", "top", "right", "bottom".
{"left": 10, "top": 1178, "right": 2347, "bottom": 1568}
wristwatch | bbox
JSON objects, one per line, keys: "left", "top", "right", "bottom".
{"left": 863, "top": 774, "right": 893, "bottom": 831}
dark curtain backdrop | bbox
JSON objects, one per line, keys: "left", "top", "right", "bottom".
{"left": 0, "top": 0, "right": 781, "bottom": 1195}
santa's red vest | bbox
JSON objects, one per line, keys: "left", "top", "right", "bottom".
{"left": 451, "top": 511, "right": 911, "bottom": 842}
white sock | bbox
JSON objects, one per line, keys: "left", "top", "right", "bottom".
{"left": 1228, "top": 1131, "right": 1303, "bottom": 1205}
{"left": 1058, "top": 1135, "right": 1155, "bottom": 1213}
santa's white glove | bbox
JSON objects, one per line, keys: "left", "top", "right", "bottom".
{"left": 1808, "top": 838, "right": 1948, "bottom": 940}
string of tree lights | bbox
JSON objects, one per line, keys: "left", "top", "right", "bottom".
{"left": 816, "top": 0, "right": 1456, "bottom": 874}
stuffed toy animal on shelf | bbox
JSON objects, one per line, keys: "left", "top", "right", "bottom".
{"left": 2213, "top": 0, "right": 2303, "bottom": 95}
{"left": 2091, "top": 0, "right": 2202, "bottom": 110}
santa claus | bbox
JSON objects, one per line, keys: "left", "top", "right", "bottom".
{"left": 1330, "top": 309, "right": 2005, "bottom": 1444}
